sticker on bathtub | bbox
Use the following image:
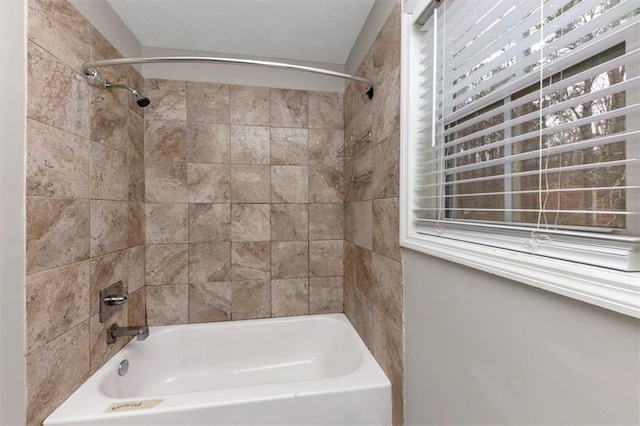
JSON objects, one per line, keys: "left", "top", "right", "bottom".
{"left": 105, "top": 399, "right": 164, "bottom": 413}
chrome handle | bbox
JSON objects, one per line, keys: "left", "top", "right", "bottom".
{"left": 103, "top": 295, "right": 128, "bottom": 306}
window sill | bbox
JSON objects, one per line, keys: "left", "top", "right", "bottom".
{"left": 401, "top": 233, "right": 640, "bottom": 318}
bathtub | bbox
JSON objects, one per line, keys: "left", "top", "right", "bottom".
{"left": 44, "top": 314, "right": 391, "bottom": 425}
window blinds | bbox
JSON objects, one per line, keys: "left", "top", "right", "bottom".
{"left": 412, "top": 0, "right": 640, "bottom": 270}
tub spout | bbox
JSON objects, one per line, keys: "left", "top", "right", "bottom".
{"left": 107, "top": 324, "right": 149, "bottom": 344}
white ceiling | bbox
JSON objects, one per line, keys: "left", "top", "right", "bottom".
{"left": 105, "top": 0, "right": 376, "bottom": 65}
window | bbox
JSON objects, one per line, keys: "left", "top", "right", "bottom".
{"left": 401, "top": 0, "right": 640, "bottom": 316}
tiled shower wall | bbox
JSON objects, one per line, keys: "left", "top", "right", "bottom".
{"left": 142, "top": 80, "right": 345, "bottom": 324}
{"left": 25, "top": 0, "right": 146, "bottom": 423}
{"left": 343, "top": 5, "right": 403, "bottom": 426}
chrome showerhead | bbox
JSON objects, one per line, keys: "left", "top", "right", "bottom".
{"left": 102, "top": 81, "right": 151, "bottom": 108}
{"left": 135, "top": 94, "right": 151, "bottom": 107}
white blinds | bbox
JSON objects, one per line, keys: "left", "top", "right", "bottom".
{"left": 412, "top": 0, "right": 640, "bottom": 270}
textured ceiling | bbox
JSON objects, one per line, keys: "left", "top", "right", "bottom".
{"left": 105, "top": 0, "right": 376, "bottom": 64}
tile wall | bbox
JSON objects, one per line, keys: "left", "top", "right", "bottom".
{"left": 25, "top": 0, "right": 146, "bottom": 423}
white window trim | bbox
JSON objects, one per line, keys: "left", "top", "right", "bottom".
{"left": 399, "top": 3, "right": 640, "bottom": 319}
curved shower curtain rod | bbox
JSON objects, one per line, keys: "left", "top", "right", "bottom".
{"left": 82, "top": 56, "right": 375, "bottom": 100}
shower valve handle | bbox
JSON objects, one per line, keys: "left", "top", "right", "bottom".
{"left": 103, "top": 295, "right": 128, "bottom": 306}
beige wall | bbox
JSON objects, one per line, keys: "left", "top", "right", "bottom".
{"left": 342, "top": 4, "right": 403, "bottom": 425}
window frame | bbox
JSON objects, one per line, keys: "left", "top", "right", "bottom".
{"left": 400, "top": 0, "right": 640, "bottom": 318}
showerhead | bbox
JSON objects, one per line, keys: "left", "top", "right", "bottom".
{"left": 102, "top": 82, "right": 151, "bottom": 108}
{"left": 135, "top": 95, "right": 151, "bottom": 108}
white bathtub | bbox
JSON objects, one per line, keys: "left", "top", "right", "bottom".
{"left": 44, "top": 314, "right": 391, "bottom": 425}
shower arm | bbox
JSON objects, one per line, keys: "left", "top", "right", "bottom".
{"left": 82, "top": 56, "right": 375, "bottom": 99}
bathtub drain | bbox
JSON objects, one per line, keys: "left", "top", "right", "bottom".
{"left": 118, "top": 359, "right": 129, "bottom": 376}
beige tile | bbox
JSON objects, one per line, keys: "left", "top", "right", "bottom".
{"left": 26, "top": 261, "right": 89, "bottom": 353}
{"left": 128, "top": 105, "right": 145, "bottom": 159}
{"left": 271, "top": 204, "right": 308, "bottom": 241}
{"left": 370, "top": 5, "right": 401, "bottom": 87}
{"left": 145, "top": 161, "right": 188, "bottom": 203}
{"left": 230, "top": 85, "right": 270, "bottom": 126}
{"left": 309, "top": 240, "right": 343, "bottom": 277}
{"left": 270, "top": 89, "right": 308, "bottom": 128}
{"left": 146, "top": 284, "right": 189, "bottom": 326}
{"left": 271, "top": 241, "right": 308, "bottom": 279}
{"left": 27, "top": 119, "right": 89, "bottom": 198}
{"left": 344, "top": 202, "right": 355, "bottom": 242}
{"left": 309, "top": 203, "right": 343, "bottom": 240}
{"left": 27, "top": 42, "right": 90, "bottom": 139}
{"left": 392, "top": 387, "right": 404, "bottom": 426}
{"left": 128, "top": 156, "right": 145, "bottom": 202}
{"left": 231, "top": 242, "right": 270, "bottom": 280}
{"left": 146, "top": 203, "right": 189, "bottom": 244}
{"left": 372, "top": 132, "right": 400, "bottom": 199}
{"left": 231, "top": 280, "right": 270, "bottom": 320}
{"left": 271, "top": 166, "right": 308, "bottom": 203}
{"left": 344, "top": 241, "right": 372, "bottom": 296}
{"left": 271, "top": 278, "right": 309, "bottom": 317}
{"left": 344, "top": 279, "right": 374, "bottom": 348}
{"left": 308, "top": 129, "right": 343, "bottom": 169}
{"left": 144, "top": 79, "right": 187, "bottom": 121}
{"left": 146, "top": 244, "right": 188, "bottom": 285}
{"left": 230, "top": 125, "right": 270, "bottom": 164}
{"left": 128, "top": 287, "right": 146, "bottom": 326}
{"left": 352, "top": 200, "right": 372, "bottom": 249}
{"left": 90, "top": 200, "right": 129, "bottom": 257}
{"left": 308, "top": 92, "right": 344, "bottom": 129}
{"left": 89, "top": 249, "right": 128, "bottom": 316}
{"left": 189, "top": 242, "right": 231, "bottom": 283}
{"left": 127, "top": 202, "right": 146, "bottom": 247}
{"left": 230, "top": 165, "right": 270, "bottom": 203}
{"left": 89, "top": 309, "right": 127, "bottom": 374}
{"left": 26, "top": 198, "right": 89, "bottom": 274}
{"left": 26, "top": 323, "right": 89, "bottom": 426}
{"left": 145, "top": 120, "right": 187, "bottom": 162}
{"left": 187, "top": 163, "right": 230, "bottom": 203}
{"left": 371, "top": 70, "right": 400, "bottom": 145}
{"left": 231, "top": 204, "right": 270, "bottom": 242}
{"left": 271, "top": 128, "right": 308, "bottom": 166}
{"left": 90, "top": 89, "right": 129, "bottom": 152}
{"left": 91, "top": 142, "right": 128, "bottom": 200}
{"left": 373, "top": 198, "right": 401, "bottom": 261}
{"left": 372, "top": 307, "right": 404, "bottom": 398}
{"left": 309, "top": 277, "right": 343, "bottom": 314}
{"left": 189, "top": 282, "right": 232, "bottom": 323}
{"left": 309, "top": 165, "right": 343, "bottom": 203}
{"left": 187, "top": 123, "right": 230, "bottom": 163}
{"left": 344, "top": 149, "right": 372, "bottom": 202}
{"left": 189, "top": 203, "right": 231, "bottom": 242}
{"left": 128, "top": 246, "right": 146, "bottom": 293}
{"left": 28, "top": 0, "right": 89, "bottom": 69}
{"left": 186, "top": 82, "right": 230, "bottom": 124}
{"left": 371, "top": 253, "right": 403, "bottom": 326}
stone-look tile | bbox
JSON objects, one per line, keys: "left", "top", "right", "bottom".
{"left": 187, "top": 163, "right": 231, "bottom": 203}
{"left": 270, "top": 89, "right": 308, "bottom": 128}
{"left": 128, "top": 157, "right": 145, "bottom": 202}
{"left": 309, "top": 165, "right": 343, "bottom": 203}
{"left": 27, "top": 42, "right": 90, "bottom": 139}
{"left": 145, "top": 161, "right": 188, "bottom": 203}
{"left": 231, "top": 204, "right": 270, "bottom": 242}
{"left": 373, "top": 198, "right": 401, "bottom": 261}
{"left": 392, "top": 387, "right": 404, "bottom": 426}
{"left": 230, "top": 85, "right": 270, "bottom": 126}
{"left": 128, "top": 112, "right": 144, "bottom": 159}
{"left": 309, "top": 203, "right": 343, "bottom": 240}
{"left": 271, "top": 166, "right": 308, "bottom": 203}
{"left": 371, "top": 70, "right": 400, "bottom": 145}
{"left": 26, "top": 198, "right": 89, "bottom": 274}
{"left": 343, "top": 279, "right": 374, "bottom": 348}
{"left": 230, "top": 165, "right": 270, "bottom": 203}
{"left": 146, "top": 203, "right": 188, "bottom": 244}
{"left": 189, "top": 282, "right": 232, "bottom": 323}
{"left": 309, "top": 240, "right": 343, "bottom": 277}
{"left": 344, "top": 241, "right": 372, "bottom": 296}
{"left": 189, "top": 203, "right": 231, "bottom": 242}
{"left": 89, "top": 27, "right": 130, "bottom": 110}
{"left": 271, "top": 204, "right": 308, "bottom": 241}
{"left": 372, "top": 132, "right": 400, "bottom": 199}
{"left": 26, "top": 323, "right": 89, "bottom": 426}
{"left": 308, "top": 92, "right": 344, "bottom": 129}
{"left": 127, "top": 202, "right": 146, "bottom": 247}
{"left": 90, "top": 89, "right": 129, "bottom": 152}
{"left": 90, "top": 200, "right": 128, "bottom": 257}
{"left": 89, "top": 249, "right": 128, "bottom": 316}
{"left": 271, "top": 278, "right": 309, "bottom": 317}
{"left": 27, "top": 119, "right": 89, "bottom": 198}
{"left": 145, "top": 120, "right": 187, "bottom": 162}
{"left": 128, "top": 246, "right": 146, "bottom": 293}
{"left": 146, "top": 244, "right": 188, "bottom": 285}
{"left": 370, "top": 5, "right": 401, "bottom": 88}
{"left": 186, "top": 82, "right": 230, "bottom": 124}
{"left": 189, "top": 242, "right": 231, "bottom": 283}
{"left": 230, "top": 125, "right": 270, "bottom": 164}
{"left": 144, "top": 79, "right": 187, "bottom": 121}
{"left": 128, "top": 287, "right": 146, "bottom": 326}
{"left": 231, "top": 242, "right": 270, "bottom": 281}
{"left": 146, "top": 285, "right": 189, "bottom": 326}
{"left": 232, "top": 280, "right": 270, "bottom": 320}
{"left": 371, "top": 253, "right": 403, "bottom": 326}
{"left": 89, "top": 308, "right": 127, "bottom": 374}
{"left": 309, "top": 129, "right": 343, "bottom": 169}
{"left": 28, "top": 0, "right": 89, "bottom": 69}
{"left": 344, "top": 149, "right": 372, "bottom": 202}
{"left": 344, "top": 202, "right": 355, "bottom": 242}
{"left": 271, "top": 241, "right": 308, "bottom": 279}
{"left": 372, "top": 307, "right": 404, "bottom": 398}
{"left": 187, "top": 123, "right": 230, "bottom": 163}
{"left": 91, "top": 142, "right": 128, "bottom": 200}
{"left": 352, "top": 200, "right": 373, "bottom": 249}
{"left": 309, "top": 277, "right": 343, "bottom": 314}
{"left": 271, "top": 128, "right": 308, "bottom": 166}
{"left": 26, "top": 261, "right": 89, "bottom": 353}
